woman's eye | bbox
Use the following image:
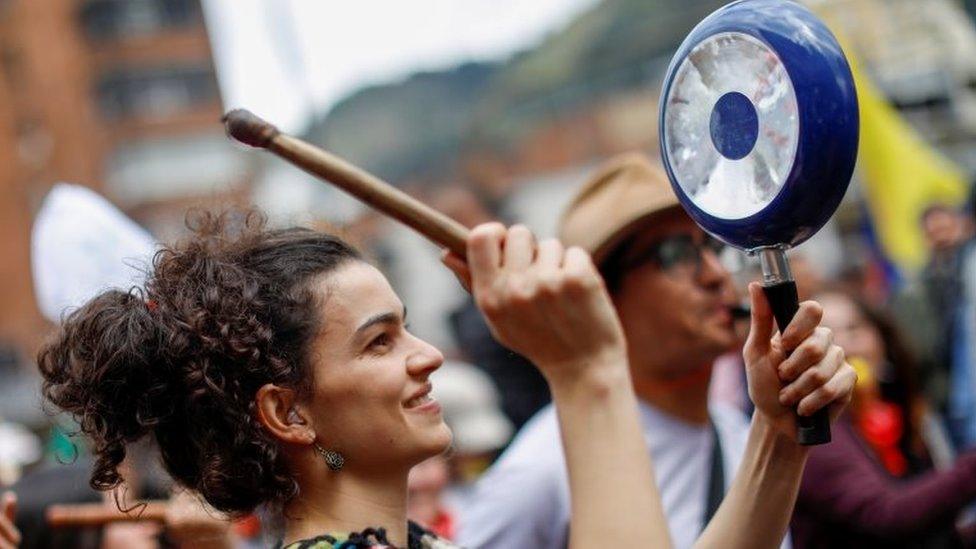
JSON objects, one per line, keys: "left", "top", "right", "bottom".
{"left": 368, "top": 333, "right": 393, "bottom": 352}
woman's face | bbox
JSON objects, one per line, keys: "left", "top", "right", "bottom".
{"left": 818, "top": 293, "right": 885, "bottom": 372}
{"left": 303, "top": 261, "right": 451, "bottom": 471}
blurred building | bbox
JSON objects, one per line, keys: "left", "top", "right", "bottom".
{"left": 81, "top": 0, "right": 250, "bottom": 239}
{"left": 0, "top": 0, "right": 244, "bottom": 361}
{"left": 811, "top": 0, "right": 976, "bottom": 168}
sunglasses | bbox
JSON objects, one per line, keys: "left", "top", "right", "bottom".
{"left": 618, "top": 233, "right": 726, "bottom": 276}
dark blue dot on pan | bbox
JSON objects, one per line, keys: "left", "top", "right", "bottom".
{"left": 709, "top": 91, "right": 759, "bottom": 160}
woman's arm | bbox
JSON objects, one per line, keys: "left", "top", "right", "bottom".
{"left": 444, "top": 223, "right": 671, "bottom": 549}
{"left": 695, "top": 413, "right": 809, "bottom": 548}
{"left": 546, "top": 355, "right": 670, "bottom": 549}
{"left": 696, "top": 283, "right": 856, "bottom": 549}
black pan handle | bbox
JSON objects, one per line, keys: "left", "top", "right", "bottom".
{"left": 762, "top": 280, "right": 831, "bottom": 445}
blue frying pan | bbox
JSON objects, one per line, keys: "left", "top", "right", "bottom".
{"left": 660, "top": 0, "right": 859, "bottom": 445}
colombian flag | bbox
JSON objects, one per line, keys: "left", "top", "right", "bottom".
{"left": 812, "top": 2, "right": 969, "bottom": 273}
{"left": 851, "top": 54, "right": 969, "bottom": 273}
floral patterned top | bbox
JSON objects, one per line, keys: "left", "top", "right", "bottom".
{"left": 279, "top": 521, "right": 460, "bottom": 549}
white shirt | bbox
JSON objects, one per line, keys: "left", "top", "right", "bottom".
{"left": 458, "top": 401, "right": 790, "bottom": 549}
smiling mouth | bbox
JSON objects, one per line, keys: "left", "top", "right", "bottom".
{"left": 404, "top": 382, "right": 436, "bottom": 409}
{"left": 405, "top": 393, "right": 435, "bottom": 409}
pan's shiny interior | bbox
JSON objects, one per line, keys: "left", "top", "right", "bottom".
{"left": 663, "top": 32, "right": 799, "bottom": 220}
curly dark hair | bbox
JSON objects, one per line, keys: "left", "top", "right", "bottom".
{"left": 38, "top": 210, "right": 362, "bottom": 515}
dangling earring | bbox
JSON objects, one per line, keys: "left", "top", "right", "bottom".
{"left": 314, "top": 443, "right": 344, "bottom": 471}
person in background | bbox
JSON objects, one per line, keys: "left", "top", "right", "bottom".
{"left": 459, "top": 152, "right": 856, "bottom": 549}
{"left": 708, "top": 262, "right": 755, "bottom": 417}
{"left": 792, "top": 290, "right": 976, "bottom": 548}
{"left": 406, "top": 456, "right": 454, "bottom": 540}
{"left": 896, "top": 204, "right": 976, "bottom": 449}
{"left": 953, "top": 192, "right": 976, "bottom": 450}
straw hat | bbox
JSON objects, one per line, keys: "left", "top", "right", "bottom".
{"left": 558, "top": 152, "right": 681, "bottom": 265}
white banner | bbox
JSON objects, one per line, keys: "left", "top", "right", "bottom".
{"left": 31, "top": 184, "right": 157, "bottom": 323}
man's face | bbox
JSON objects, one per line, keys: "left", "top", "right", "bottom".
{"left": 608, "top": 209, "right": 738, "bottom": 379}
{"left": 923, "top": 208, "right": 965, "bottom": 254}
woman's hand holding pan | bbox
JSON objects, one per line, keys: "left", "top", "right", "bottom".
{"left": 743, "top": 282, "right": 856, "bottom": 441}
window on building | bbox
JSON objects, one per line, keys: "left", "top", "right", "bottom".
{"left": 79, "top": 0, "right": 201, "bottom": 41}
{"left": 96, "top": 64, "right": 217, "bottom": 120}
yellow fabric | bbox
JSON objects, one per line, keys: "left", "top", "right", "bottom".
{"left": 812, "top": 3, "right": 968, "bottom": 271}
{"left": 847, "top": 356, "right": 874, "bottom": 389}
{"left": 851, "top": 53, "right": 968, "bottom": 271}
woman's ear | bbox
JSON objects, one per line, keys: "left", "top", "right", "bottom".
{"left": 255, "top": 384, "right": 315, "bottom": 446}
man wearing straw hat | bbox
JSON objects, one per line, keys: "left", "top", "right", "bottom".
{"left": 459, "top": 153, "right": 801, "bottom": 548}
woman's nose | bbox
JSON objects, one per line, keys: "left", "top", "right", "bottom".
{"left": 405, "top": 335, "right": 444, "bottom": 378}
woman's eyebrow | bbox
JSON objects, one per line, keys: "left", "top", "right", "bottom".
{"left": 354, "top": 306, "right": 407, "bottom": 337}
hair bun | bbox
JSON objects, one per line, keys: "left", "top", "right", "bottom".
{"left": 39, "top": 289, "right": 163, "bottom": 490}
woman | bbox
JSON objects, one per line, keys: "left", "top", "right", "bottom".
{"left": 38, "top": 211, "right": 851, "bottom": 548}
{"left": 792, "top": 290, "right": 976, "bottom": 548}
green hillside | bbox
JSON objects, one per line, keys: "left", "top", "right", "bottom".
{"left": 305, "top": 0, "right": 727, "bottom": 184}
{"left": 305, "top": 62, "right": 498, "bottom": 183}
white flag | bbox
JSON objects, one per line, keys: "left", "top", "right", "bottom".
{"left": 31, "top": 184, "right": 157, "bottom": 323}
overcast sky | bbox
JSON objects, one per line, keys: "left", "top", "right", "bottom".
{"left": 202, "top": 0, "right": 599, "bottom": 133}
